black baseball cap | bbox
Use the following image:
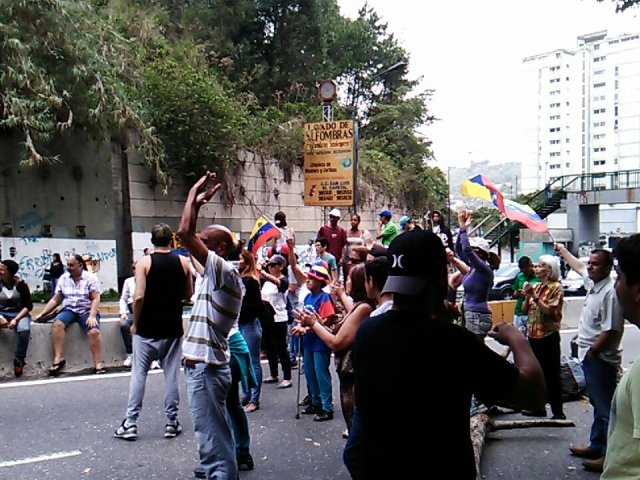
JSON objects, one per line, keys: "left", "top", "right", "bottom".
{"left": 382, "top": 230, "right": 447, "bottom": 296}
{"left": 151, "top": 223, "right": 173, "bottom": 246}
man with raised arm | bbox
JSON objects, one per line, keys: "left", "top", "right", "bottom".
{"left": 177, "top": 172, "right": 244, "bottom": 480}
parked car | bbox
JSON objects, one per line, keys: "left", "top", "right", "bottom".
{"left": 489, "top": 263, "right": 520, "bottom": 300}
{"left": 561, "top": 269, "right": 587, "bottom": 297}
{"left": 456, "top": 262, "right": 520, "bottom": 302}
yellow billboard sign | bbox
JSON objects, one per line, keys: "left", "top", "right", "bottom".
{"left": 303, "top": 120, "right": 355, "bottom": 206}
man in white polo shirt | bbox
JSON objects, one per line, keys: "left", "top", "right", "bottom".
{"left": 555, "top": 244, "right": 624, "bottom": 473}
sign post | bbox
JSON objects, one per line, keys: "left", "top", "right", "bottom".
{"left": 303, "top": 120, "right": 355, "bottom": 207}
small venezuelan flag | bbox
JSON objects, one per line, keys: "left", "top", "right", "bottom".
{"left": 247, "top": 216, "right": 280, "bottom": 254}
{"left": 461, "top": 174, "right": 548, "bottom": 233}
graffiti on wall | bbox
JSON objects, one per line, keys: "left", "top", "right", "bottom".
{"left": 0, "top": 238, "right": 118, "bottom": 293}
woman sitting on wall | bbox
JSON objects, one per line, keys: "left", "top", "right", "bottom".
{"left": 0, "top": 260, "right": 33, "bottom": 377}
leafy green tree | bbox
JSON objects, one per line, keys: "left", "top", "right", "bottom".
{"left": 0, "top": 0, "right": 162, "bottom": 172}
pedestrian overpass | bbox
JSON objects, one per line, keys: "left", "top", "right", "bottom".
{"left": 484, "top": 169, "right": 640, "bottom": 254}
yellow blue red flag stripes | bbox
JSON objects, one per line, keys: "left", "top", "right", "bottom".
{"left": 247, "top": 216, "right": 280, "bottom": 254}
{"left": 461, "top": 175, "right": 548, "bottom": 233}
{"left": 461, "top": 175, "right": 505, "bottom": 212}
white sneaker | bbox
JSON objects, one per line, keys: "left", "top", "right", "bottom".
{"left": 150, "top": 360, "right": 161, "bottom": 370}
{"left": 123, "top": 355, "right": 133, "bottom": 368}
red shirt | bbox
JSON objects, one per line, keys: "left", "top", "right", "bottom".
{"left": 317, "top": 225, "right": 347, "bottom": 261}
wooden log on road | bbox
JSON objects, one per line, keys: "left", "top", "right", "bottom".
{"left": 471, "top": 412, "right": 575, "bottom": 479}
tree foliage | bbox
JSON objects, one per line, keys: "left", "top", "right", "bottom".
{"left": 1, "top": 0, "right": 446, "bottom": 211}
{"left": 0, "top": 0, "right": 163, "bottom": 173}
{"left": 597, "top": 0, "right": 640, "bottom": 12}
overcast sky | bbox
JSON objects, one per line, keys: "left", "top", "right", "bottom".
{"left": 337, "top": 0, "right": 640, "bottom": 170}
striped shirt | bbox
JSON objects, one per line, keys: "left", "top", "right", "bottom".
{"left": 182, "top": 250, "right": 244, "bottom": 365}
{"left": 55, "top": 271, "right": 100, "bottom": 315}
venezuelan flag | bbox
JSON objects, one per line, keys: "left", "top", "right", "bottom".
{"left": 460, "top": 174, "right": 505, "bottom": 212}
{"left": 461, "top": 174, "right": 548, "bottom": 232}
{"left": 503, "top": 199, "right": 548, "bottom": 233}
{"left": 247, "top": 216, "right": 280, "bottom": 254}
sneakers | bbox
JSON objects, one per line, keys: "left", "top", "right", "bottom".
{"left": 123, "top": 355, "right": 133, "bottom": 368}
{"left": 237, "top": 452, "right": 254, "bottom": 471}
{"left": 150, "top": 360, "right": 161, "bottom": 370}
{"left": 313, "top": 410, "right": 334, "bottom": 422}
{"left": 13, "top": 359, "right": 24, "bottom": 378}
{"left": 114, "top": 420, "right": 138, "bottom": 441}
{"left": 164, "top": 421, "right": 182, "bottom": 438}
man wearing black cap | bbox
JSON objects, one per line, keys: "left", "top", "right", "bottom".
{"left": 347, "top": 230, "right": 546, "bottom": 479}
{"left": 114, "top": 222, "right": 193, "bottom": 441}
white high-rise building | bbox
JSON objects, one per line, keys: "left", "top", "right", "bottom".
{"left": 521, "top": 30, "right": 640, "bottom": 194}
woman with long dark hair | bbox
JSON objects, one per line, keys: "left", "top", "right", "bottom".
{"left": 238, "top": 249, "right": 264, "bottom": 413}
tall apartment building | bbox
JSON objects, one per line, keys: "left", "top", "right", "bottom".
{"left": 521, "top": 30, "right": 640, "bottom": 194}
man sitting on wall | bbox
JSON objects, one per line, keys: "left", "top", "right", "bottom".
{"left": 33, "top": 254, "right": 105, "bottom": 375}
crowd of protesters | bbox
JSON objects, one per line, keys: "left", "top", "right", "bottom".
{"left": 5, "top": 180, "right": 640, "bottom": 479}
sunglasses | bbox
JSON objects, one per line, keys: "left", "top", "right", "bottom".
{"left": 348, "top": 258, "right": 364, "bottom": 264}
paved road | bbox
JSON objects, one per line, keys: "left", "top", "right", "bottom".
{"left": 1, "top": 326, "right": 639, "bottom": 480}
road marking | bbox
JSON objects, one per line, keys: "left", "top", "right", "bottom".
{"left": 0, "top": 370, "right": 160, "bottom": 389}
{"left": 0, "top": 450, "right": 82, "bottom": 468}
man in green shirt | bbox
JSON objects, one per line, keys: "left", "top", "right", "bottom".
{"left": 512, "top": 256, "right": 538, "bottom": 336}
{"left": 376, "top": 209, "right": 398, "bottom": 247}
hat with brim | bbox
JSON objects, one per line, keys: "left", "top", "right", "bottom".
{"left": 151, "top": 222, "right": 173, "bottom": 245}
{"left": 382, "top": 275, "right": 430, "bottom": 296}
{"left": 268, "top": 254, "right": 287, "bottom": 266}
{"left": 399, "top": 215, "right": 411, "bottom": 229}
{"left": 307, "top": 263, "right": 330, "bottom": 284}
{"left": 469, "top": 237, "right": 500, "bottom": 265}
{"left": 381, "top": 230, "right": 447, "bottom": 296}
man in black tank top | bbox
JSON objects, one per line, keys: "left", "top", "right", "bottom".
{"left": 114, "top": 223, "right": 193, "bottom": 441}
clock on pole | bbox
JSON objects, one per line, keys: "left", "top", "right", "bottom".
{"left": 317, "top": 80, "right": 337, "bottom": 103}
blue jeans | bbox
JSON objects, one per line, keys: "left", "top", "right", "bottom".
{"left": 303, "top": 349, "right": 333, "bottom": 413}
{"left": 582, "top": 354, "right": 618, "bottom": 455}
{"left": 2, "top": 311, "right": 31, "bottom": 362}
{"left": 184, "top": 362, "right": 237, "bottom": 480}
{"left": 289, "top": 322, "right": 302, "bottom": 361}
{"left": 227, "top": 356, "right": 250, "bottom": 456}
{"left": 343, "top": 407, "right": 363, "bottom": 479}
{"left": 239, "top": 319, "right": 262, "bottom": 405}
{"left": 55, "top": 308, "right": 101, "bottom": 333}
{"left": 513, "top": 314, "right": 528, "bottom": 336}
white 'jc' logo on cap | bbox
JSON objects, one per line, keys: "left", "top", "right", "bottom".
{"left": 391, "top": 254, "right": 405, "bottom": 269}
